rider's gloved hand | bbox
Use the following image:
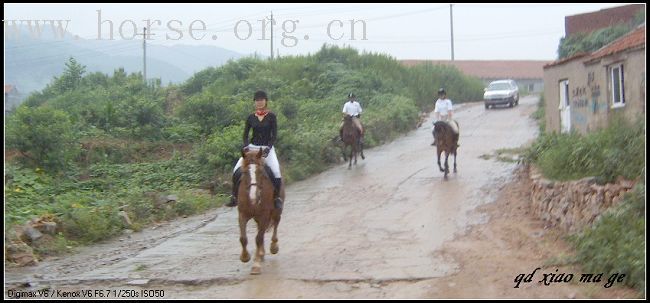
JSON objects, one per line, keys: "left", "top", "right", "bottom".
{"left": 263, "top": 147, "right": 271, "bottom": 157}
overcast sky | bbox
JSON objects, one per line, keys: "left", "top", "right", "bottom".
{"left": 4, "top": 3, "right": 641, "bottom": 60}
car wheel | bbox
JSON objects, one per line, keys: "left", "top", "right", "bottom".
{"left": 509, "top": 101, "right": 513, "bottom": 108}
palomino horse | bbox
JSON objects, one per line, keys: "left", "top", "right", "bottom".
{"left": 432, "top": 120, "right": 459, "bottom": 179}
{"left": 341, "top": 115, "right": 365, "bottom": 169}
{"left": 237, "top": 148, "right": 283, "bottom": 275}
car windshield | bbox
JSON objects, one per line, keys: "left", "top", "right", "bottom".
{"left": 487, "top": 83, "right": 512, "bottom": 91}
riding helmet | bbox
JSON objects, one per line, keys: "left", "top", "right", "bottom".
{"left": 254, "top": 90, "right": 268, "bottom": 101}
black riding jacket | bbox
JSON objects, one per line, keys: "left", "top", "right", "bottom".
{"left": 243, "top": 112, "right": 277, "bottom": 149}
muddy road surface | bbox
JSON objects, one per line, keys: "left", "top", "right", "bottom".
{"left": 7, "top": 96, "right": 549, "bottom": 298}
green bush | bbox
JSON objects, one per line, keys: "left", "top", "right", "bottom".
{"left": 162, "top": 123, "right": 203, "bottom": 143}
{"left": 569, "top": 183, "right": 645, "bottom": 293}
{"left": 524, "top": 116, "right": 644, "bottom": 182}
{"left": 557, "top": 11, "right": 644, "bottom": 59}
{"left": 5, "top": 106, "right": 80, "bottom": 171}
{"left": 178, "top": 93, "right": 237, "bottom": 135}
{"left": 195, "top": 123, "right": 245, "bottom": 173}
{"left": 60, "top": 206, "right": 123, "bottom": 243}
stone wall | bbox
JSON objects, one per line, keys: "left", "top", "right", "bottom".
{"left": 529, "top": 166, "right": 636, "bottom": 233}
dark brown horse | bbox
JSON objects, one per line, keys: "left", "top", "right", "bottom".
{"left": 237, "top": 148, "right": 283, "bottom": 275}
{"left": 341, "top": 115, "right": 365, "bottom": 169}
{"left": 432, "top": 120, "right": 459, "bottom": 179}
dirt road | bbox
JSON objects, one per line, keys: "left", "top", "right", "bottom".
{"left": 5, "top": 96, "right": 637, "bottom": 299}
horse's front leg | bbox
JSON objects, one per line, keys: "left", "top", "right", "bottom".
{"left": 360, "top": 141, "right": 365, "bottom": 160}
{"left": 348, "top": 145, "right": 353, "bottom": 169}
{"left": 353, "top": 144, "right": 358, "bottom": 165}
{"left": 453, "top": 150, "right": 457, "bottom": 173}
{"left": 444, "top": 152, "right": 450, "bottom": 179}
{"left": 270, "top": 213, "right": 281, "bottom": 254}
{"left": 251, "top": 219, "right": 268, "bottom": 275}
{"left": 437, "top": 148, "right": 444, "bottom": 172}
{"left": 239, "top": 213, "right": 250, "bottom": 263}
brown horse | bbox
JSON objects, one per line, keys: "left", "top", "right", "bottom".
{"left": 237, "top": 148, "right": 283, "bottom": 275}
{"left": 432, "top": 120, "right": 459, "bottom": 179}
{"left": 341, "top": 115, "right": 365, "bottom": 169}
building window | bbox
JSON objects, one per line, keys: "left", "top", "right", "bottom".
{"left": 610, "top": 64, "right": 625, "bottom": 108}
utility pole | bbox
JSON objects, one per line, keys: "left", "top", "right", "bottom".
{"left": 270, "top": 11, "right": 274, "bottom": 60}
{"left": 142, "top": 27, "right": 147, "bottom": 84}
{"left": 450, "top": 4, "right": 455, "bottom": 61}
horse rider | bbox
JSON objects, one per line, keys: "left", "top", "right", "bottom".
{"left": 431, "top": 88, "right": 455, "bottom": 146}
{"left": 226, "top": 90, "right": 284, "bottom": 210}
{"left": 339, "top": 93, "right": 364, "bottom": 145}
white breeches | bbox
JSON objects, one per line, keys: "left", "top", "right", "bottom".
{"left": 233, "top": 144, "right": 281, "bottom": 178}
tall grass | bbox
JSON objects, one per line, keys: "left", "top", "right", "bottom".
{"left": 524, "top": 115, "right": 645, "bottom": 182}
{"left": 569, "top": 183, "right": 646, "bottom": 294}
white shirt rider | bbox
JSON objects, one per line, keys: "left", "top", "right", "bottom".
{"left": 342, "top": 100, "right": 363, "bottom": 117}
{"left": 434, "top": 98, "right": 453, "bottom": 121}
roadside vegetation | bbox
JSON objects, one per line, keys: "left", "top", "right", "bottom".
{"left": 525, "top": 107, "right": 645, "bottom": 295}
{"left": 5, "top": 45, "right": 484, "bottom": 257}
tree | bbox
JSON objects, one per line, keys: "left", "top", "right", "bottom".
{"left": 53, "top": 57, "right": 87, "bottom": 93}
{"left": 5, "top": 106, "right": 80, "bottom": 171}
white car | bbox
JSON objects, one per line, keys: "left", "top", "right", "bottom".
{"left": 484, "top": 80, "right": 519, "bottom": 109}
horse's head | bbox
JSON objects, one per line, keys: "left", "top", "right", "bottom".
{"left": 433, "top": 121, "right": 460, "bottom": 150}
{"left": 241, "top": 148, "right": 267, "bottom": 204}
{"left": 432, "top": 121, "right": 448, "bottom": 137}
{"left": 242, "top": 147, "right": 265, "bottom": 165}
{"left": 343, "top": 115, "right": 354, "bottom": 124}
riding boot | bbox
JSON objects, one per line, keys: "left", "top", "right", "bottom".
{"left": 226, "top": 168, "right": 242, "bottom": 207}
{"left": 272, "top": 178, "right": 283, "bottom": 210}
{"left": 431, "top": 139, "right": 436, "bottom": 146}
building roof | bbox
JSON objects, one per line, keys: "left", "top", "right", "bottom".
{"left": 543, "top": 53, "right": 590, "bottom": 69}
{"left": 5, "top": 84, "right": 16, "bottom": 94}
{"left": 399, "top": 60, "right": 550, "bottom": 80}
{"left": 565, "top": 4, "right": 644, "bottom": 37}
{"left": 585, "top": 25, "right": 645, "bottom": 63}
